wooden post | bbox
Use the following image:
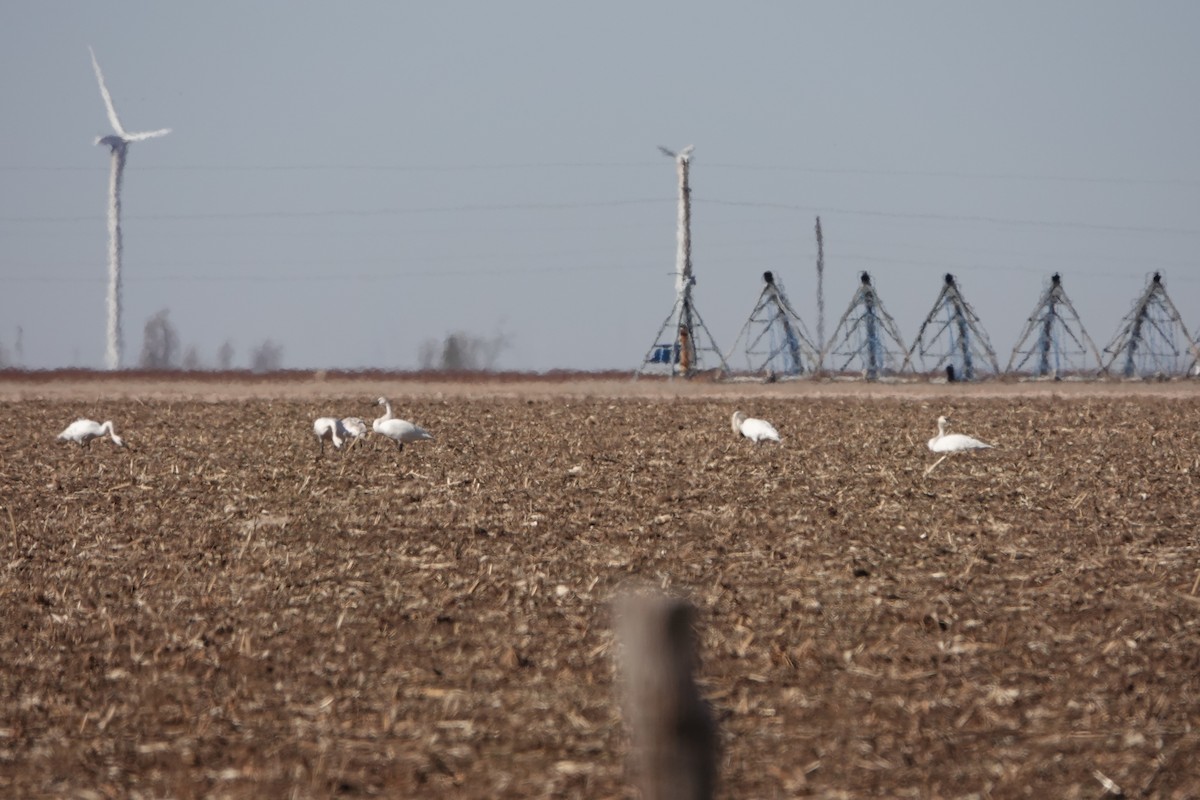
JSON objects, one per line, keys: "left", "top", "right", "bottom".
{"left": 615, "top": 591, "right": 717, "bottom": 800}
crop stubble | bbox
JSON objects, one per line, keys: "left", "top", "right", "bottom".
{"left": 1, "top": 378, "right": 1198, "bottom": 798}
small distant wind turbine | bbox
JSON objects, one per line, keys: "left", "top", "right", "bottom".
{"left": 656, "top": 145, "right": 694, "bottom": 298}
{"left": 637, "top": 145, "right": 728, "bottom": 378}
{"left": 89, "top": 46, "right": 170, "bottom": 370}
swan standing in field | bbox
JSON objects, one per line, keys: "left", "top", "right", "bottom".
{"left": 58, "top": 418, "right": 124, "bottom": 447}
{"left": 925, "top": 415, "right": 993, "bottom": 475}
{"left": 732, "top": 411, "right": 781, "bottom": 444}
{"left": 373, "top": 397, "right": 434, "bottom": 452}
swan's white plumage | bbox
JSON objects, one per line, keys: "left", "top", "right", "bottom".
{"left": 732, "top": 411, "right": 781, "bottom": 444}
{"left": 58, "top": 418, "right": 124, "bottom": 447}
{"left": 927, "top": 416, "right": 992, "bottom": 453}
{"left": 340, "top": 417, "right": 368, "bottom": 439}
{"left": 313, "top": 417, "right": 344, "bottom": 451}
{"left": 925, "top": 416, "right": 993, "bottom": 475}
{"left": 373, "top": 397, "right": 434, "bottom": 451}
{"left": 340, "top": 417, "right": 369, "bottom": 449}
{"left": 314, "top": 416, "right": 371, "bottom": 453}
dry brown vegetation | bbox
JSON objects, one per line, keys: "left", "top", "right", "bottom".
{"left": 1, "top": 377, "right": 1199, "bottom": 798}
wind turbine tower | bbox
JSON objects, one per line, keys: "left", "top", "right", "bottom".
{"left": 89, "top": 47, "right": 171, "bottom": 370}
{"left": 638, "top": 145, "right": 728, "bottom": 378}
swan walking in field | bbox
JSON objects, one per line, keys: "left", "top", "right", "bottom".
{"left": 58, "top": 418, "right": 124, "bottom": 447}
{"left": 925, "top": 415, "right": 993, "bottom": 475}
{"left": 373, "top": 397, "right": 434, "bottom": 452}
{"left": 732, "top": 411, "right": 781, "bottom": 444}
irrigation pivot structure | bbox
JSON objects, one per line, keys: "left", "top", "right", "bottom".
{"left": 821, "top": 272, "right": 909, "bottom": 381}
{"left": 906, "top": 273, "right": 1000, "bottom": 381}
{"left": 1006, "top": 273, "right": 1103, "bottom": 377}
{"left": 1101, "top": 272, "right": 1200, "bottom": 378}
{"left": 89, "top": 47, "right": 171, "bottom": 370}
{"left": 725, "top": 271, "right": 820, "bottom": 379}
{"left": 637, "top": 145, "right": 728, "bottom": 378}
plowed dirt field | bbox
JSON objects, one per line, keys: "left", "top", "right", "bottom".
{"left": 1, "top": 376, "right": 1198, "bottom": 798}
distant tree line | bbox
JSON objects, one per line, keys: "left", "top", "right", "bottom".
{"left": 417, "top": 328, "right": 511, "bottom": 371}
{"left": 0, "top": 326, "right": 23, "bottom": 369}
{"left": 139, "top": 308, "right": 282, "bottom": 371}
{"left": 137, "top": 309, "right": 513, "bottom": 372}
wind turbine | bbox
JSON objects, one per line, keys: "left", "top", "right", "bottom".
{"left": 89, "top": 46, "right": 170, "bottom": 370}
{"left": 637, "top": 145, "right": 728, "bottom": 378}
{"left": 656, "top": 144, "right": 695, "bottom": 304}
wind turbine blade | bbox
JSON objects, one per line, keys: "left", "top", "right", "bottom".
{"left": 680, "top": 145, "right": 695, "bottom": 157}
{"left": 657, "top": 145, "right": 676, "bottom": 158}
{"left": 125, "top": 128, "right": 171, "bottom": 141}
{"left": 88, "top": 46, "right": 127, "bottom": 139}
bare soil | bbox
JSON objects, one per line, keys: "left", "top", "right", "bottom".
{"left": 1, "top": 375, "right": 1198, "bottom": 798}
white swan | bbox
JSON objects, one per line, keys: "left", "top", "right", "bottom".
{"left": 732, "top": 411, "right": 781, "bottom": 444}
{"left": 925, "top": 415, "right": 993, "bottom": 475}
{"left": 338, "top": 416, "right": 371, "bottom": 451}
{"left": 58, "top": 418, "right": 124, "bottom": 447}
{"left": 340, "top": 416, "right": 369, "bottom": 442}
{"left": 373, "top": 397, "right": 434, "bottom": 451}
{"left": 313, "top": 417, "right": 345, "bottom": 453}
{"left": 314, "top": 416, "right": 373, "bottom": 453}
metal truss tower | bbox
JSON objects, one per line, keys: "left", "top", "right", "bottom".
{"left": 1102, "top": 272, "right": 1200, "bottom": 378}
{"left": 1006, "top": 273, "right": 1103, "bottom": 377}
{"left": 906, "top": 273, "right": 1000, "bottom": 381}
{"left": 725, "top": 271, "right": 821, "bottom": 378}
{"left": 822, "top": 272, "right": 909, "bottom": 380}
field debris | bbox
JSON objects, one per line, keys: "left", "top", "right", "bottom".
{"left": 1, "top": 387, "right": 1198, "bottom": 797}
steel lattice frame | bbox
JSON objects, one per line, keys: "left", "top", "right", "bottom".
{"left": 906, "top": 274, "right": 1000, "bottom": 381}
{"left": 1006, "top": 273, "right": 1103, "bottom": 377}
{"left": 1102, "top": 272, "right": 1200, "bottom": 378}
{"left": 725, "top": 271, "right": 821, "bottom": 378}
{"left": 821, "top": 272, "right": 910, "bottom": 381}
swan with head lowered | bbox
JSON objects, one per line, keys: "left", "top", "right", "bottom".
{"left": 58, "top": 418, "right": 125, "bottom": 447}
{"left": 313, "top": 416, "right": 371, "bottom": 453}
{"left": 340, "top": 416, "right": 368, "bottom": 442}
{"left": 312, "top": 417, "right": 345, "bottom": 453}
{"left": 373, "top": 397, "right": 434, "bottom": 451}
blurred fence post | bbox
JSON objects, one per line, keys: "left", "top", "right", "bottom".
{"left": 615, "top": 591, "right": 717, "bottom": 800}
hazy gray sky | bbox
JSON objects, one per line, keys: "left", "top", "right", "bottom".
{"left": 2, "top": 2, "right": 1197, "bottom": 371}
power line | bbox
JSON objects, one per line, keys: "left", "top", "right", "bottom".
{"left": 2, "top": 261, "right": 655, "bottom": 284}
{"left": 701, "top": 198, "right": 1200, "bottom": 237}
{"left": 702, "top": 163, "right": 1200, "bottom": 188}
{"left": 5, "top": 195, "right": 1195, "bottom": 238}
{"left": 0, "top": 161, "right": 657, "bottom": 173}
{"left": 0, "top": 197, "right": 672, "bottom": 223}
{"left": 3, "top": 160, "right": 1198, "bottom": 187}
{"left": 8, "top": 252, "right": 1195, "bottom": 286}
